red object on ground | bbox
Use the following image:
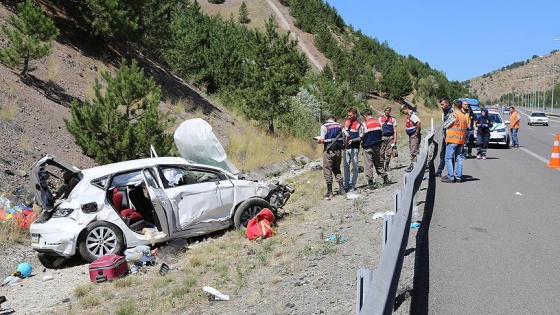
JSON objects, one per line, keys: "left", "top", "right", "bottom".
{"left": 246, "top": 208, "right": 276, "bottom": 240}
{"left": 88, "top": 254, "right": 128, "bottom": 283}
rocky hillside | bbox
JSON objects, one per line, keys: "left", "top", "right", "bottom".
{"left": 467, "top": 51, "right": 560, "bottom": 103}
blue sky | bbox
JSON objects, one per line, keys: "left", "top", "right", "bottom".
{"left": 324, "top": 0, "right": 560, "bottom": 82}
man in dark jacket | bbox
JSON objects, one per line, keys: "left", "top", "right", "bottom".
{"left": 475, "top": 108, "right": 493, "bottom": 160}
{"left": 436, "top": 97, "right": 452, "bottom": 177}
{"left": 360, "top": 109, "right": 391, "bottom": 189}
{"left": 317, "top": 116, "right": 344, "bottom": 200}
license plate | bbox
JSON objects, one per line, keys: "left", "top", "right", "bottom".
{"left": 31, "top": 234, "right": 40, "bottom": 244}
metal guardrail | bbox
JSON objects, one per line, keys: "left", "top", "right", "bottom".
{"left": 356, "top": 131, "right": 435, "bottom": 315}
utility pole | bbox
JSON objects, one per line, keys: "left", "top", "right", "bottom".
{"left": 552, "top": 62, "right": 555, "bottom": 113}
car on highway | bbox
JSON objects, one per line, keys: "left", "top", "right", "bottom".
{"left": 487, "top": 110, "right": 510, "bottom": 148}
{"left": 527, "top": 111, "right": 549, "bottom": 126}
{"left": 29, "top": 119, "right": 294, "bottom": 268}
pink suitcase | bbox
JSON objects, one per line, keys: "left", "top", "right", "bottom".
{"left": 89, "top": 254, "right": 128, "bottom": 283}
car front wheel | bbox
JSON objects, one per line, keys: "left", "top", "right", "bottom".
{"left": 78, "top": 221, "right": 125, "bottom": 262}
{"left": 233, "top": 198, "right": 273, "bottom": 229}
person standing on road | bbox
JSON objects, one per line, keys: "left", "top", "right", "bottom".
{"left": 360, "top": 109, "right": 391, "bottom": 190}
{"left": 442, "top": 100, "right": 468, "bottom": 183}
{"left": 436, "top": 97, "right": 453, "bottom": 177}
{"left": 509, "top": 106, "right": 520, "bottom": 147}
{"left": 317, "top": 115, "right": 344, "bottom": 200}
{"left": 401, "top": 104, "right": 421, "bottom": 173}
{"left": 343, "top": 108, "right": 362, "bottom": 192}
{"left": 475, "top": 108, "right": 493, "bottom": 160}
{"left": 461, "top": 100, "right": 476, "bottom": 157}
{"left": 378, "top": 106, "right": 398, "bottom": 172}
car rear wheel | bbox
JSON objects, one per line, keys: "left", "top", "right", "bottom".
{"left": 233, "top": 198, "right": 273, "bottom": 229}
{"left": 78, "top": 221, "right": 125, "bottom": 262}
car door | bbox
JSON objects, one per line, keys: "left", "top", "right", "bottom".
{"left": 142, "top": 168, "right": 171, "bottom": 237}
{"left": 159, "top": 165, "right": 234, "bottom": 231}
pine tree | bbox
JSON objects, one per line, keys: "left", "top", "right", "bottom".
{"left": 65, "top": 60, "right": 175, "bottom": 164}
{"left": 0, "top": 0, "right": 59, "bottom": 76}
{"left": 242, "top": 16, "right": 309, "bottom": 133}
{"left": 238, "top": 1, "right": 250, "bottom": 24}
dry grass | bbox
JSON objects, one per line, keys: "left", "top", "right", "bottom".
{"left": 0, "top": 219, "right": 30, "bottom": 244}
{"left": 225, "top": 125, "right": 320, "bottom": 171}
{"left": 46, "top": 57, "right": 60, "bottom": 83}
{"left": 0, "top": 93, "right": 18, "bottom": 121}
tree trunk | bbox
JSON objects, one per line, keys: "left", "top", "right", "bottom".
{"left": 21, "top": 53, "right": 29, "bottom": 76}
{"left": 268, "top": 118, "right": 274, "bottom": 134}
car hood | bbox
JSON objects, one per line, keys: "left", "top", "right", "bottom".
{"left": 173, "top": 118, "right": 239, "bottom": 177}
{"left": 30, "top": 154, "right": 82, "bottom": 210}
{"left": 490, "top": 122, "right": 506, "bottom": 131}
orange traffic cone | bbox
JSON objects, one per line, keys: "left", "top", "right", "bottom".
{"left": 547, "top": 134, "right": 560, "bottom": 168}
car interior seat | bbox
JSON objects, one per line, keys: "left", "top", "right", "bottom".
{"left": 111, "top": 188, "right": 143, "bottom": 226}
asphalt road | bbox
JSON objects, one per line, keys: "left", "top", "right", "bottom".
{"left": 428, "top": 113, "right": 560, "bottom": 314}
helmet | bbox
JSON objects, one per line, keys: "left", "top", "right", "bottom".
{"left": 16, "top": 262, "right": 32, "bottom": 278}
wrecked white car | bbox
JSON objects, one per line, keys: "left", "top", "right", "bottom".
{"left": 29, "top": 119, "right": 293, "bottom": 268}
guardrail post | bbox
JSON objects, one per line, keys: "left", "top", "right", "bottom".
{"left": 394, "top": 189, "right": 402, "bottom": 214}
{"left": 382, "top": 213, "right": 394, "bottom": 250}
{"left": 356, "top": 269, "right": 374, "bottom": 315}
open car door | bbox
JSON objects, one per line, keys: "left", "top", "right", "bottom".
{"left": 142, "top": 168, "right": 172, "bottom": 237}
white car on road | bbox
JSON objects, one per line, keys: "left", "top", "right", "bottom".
{"left": 527, "top": 111, "right": 549, "bottom": 126}
{"left": 487, "top": 111, "right": 510, "bottom": 148}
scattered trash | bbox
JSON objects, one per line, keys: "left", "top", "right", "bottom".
{"left": 515, "top": 192, "right": 522, "bottom": 196}
{"left": 0, "top": 204, "right": 38, "bottom": 229}
{"left": 325, "top": 234, "right": 347, "bottom": 243}
{"left": 129, "top": 265, "right": 139, "bottom": 275}
{"left": 203, "top": 286, "right": 230, "bottom": 301}
{"left": 159, "top": 263, "right": 170, "bottom": 276}
{"left": 346, "top": 192, "right": 361, "bottom": 200}
{"left": 372, "top": 211, "right": 395, "bottom": 220}
{"left": 42, "top": 275, "right": 53, "bottom": 281}
{"left": 0, "top": 295, "right": 14, "bottom": 314}
{"left": 16, "top": 262, "right": 32, "bottom": 278}
{"left": 410, "top": 222, "right": 421, "bottom": 229}
{"left": 246, "top": 208, "right": 276, "bottom": 240}
{"left": 61, "top": 298, "right": 70, "bottom": 303}
{"left": 295, "top": 279, "right": 310, "bottom": 286}
{"left": 345, "top": 214, "right": 353, "bottom": 219}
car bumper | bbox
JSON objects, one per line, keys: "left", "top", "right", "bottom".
{"left": 29, "top": 217, "right": 83, "bottom": 257}
{"left": 489, "top": 132, "right": 508, "bottom": 143}
{"left": 529, "top": 120, "right": 548, "bottom": 125}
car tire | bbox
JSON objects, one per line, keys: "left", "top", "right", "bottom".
{"left": 78, "top": 221, "right": 125, "bottom": 262}
{"left": 37, "top": 253, "right": 68, "bottom": 269}
{"left": 233, "top": 198, "right": 273, "bottom": 229}
{"left": 505, "top": 136, "right": 510, "bottom": 148}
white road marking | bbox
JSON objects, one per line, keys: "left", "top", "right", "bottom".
{"left": 519, "top": 147, "right": 560, "bottom": 172}
{"left": 547, "top": 133, "right": 557, "bottom": 136}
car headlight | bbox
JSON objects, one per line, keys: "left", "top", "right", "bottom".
{"left": 52, "top": 208, "right": 75, "bottom": 218}
{"left": 496, "top": 128, "right": 506, "bottom": 133}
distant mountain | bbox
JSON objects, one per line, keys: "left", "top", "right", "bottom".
{"left": 467, "top": 52, "right": 560, "bottom": 106}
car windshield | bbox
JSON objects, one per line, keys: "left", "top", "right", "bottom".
{"left": 470, "top": 105, "right": 481, "bottom": 111}
{"left": 531, "top": 112, "right": 546, "bottom": 117}
{"left": 489, "top": 113, "right": 502, "bottom": 124}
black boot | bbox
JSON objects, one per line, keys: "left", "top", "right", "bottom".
{"left": 383, "top": 175, "right": 391, "bottom": 186}
{"left": 325, "top": 183, "right": 333, "bottom": 200}
{"left": 368, "top": 180, "right": 375, "bottom": 190}
{"left": 338, "top": 181, "right": 345, "bottom": 194}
